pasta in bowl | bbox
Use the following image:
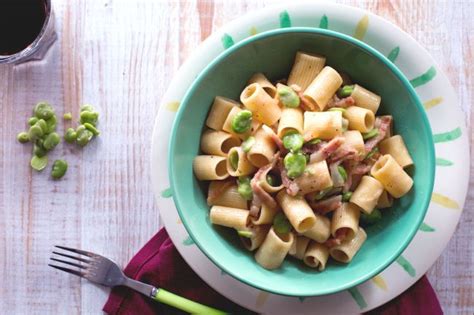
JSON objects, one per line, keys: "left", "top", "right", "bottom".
{"left": 169, "top": 28, "right": 434, "bottom": 296}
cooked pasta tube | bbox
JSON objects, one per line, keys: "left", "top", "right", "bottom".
{"left": 330, "top": 227, "right": 367, "bottom": 263}
{"left": 350, "top": 176, "right": 384, "bottom": 214}
{"left": 379, "top": 135, "right": 413, "bottom": 168}
{"left": 294, "top": 160, "right": 333, "bottom": 194}
{"left": 287, "top": 52, "right": 326, "bottom": 91}
{"left": 226, "top": 147, "right": 256, "bottom": 177}
{"left": 304, "top": 111, "right": 343, "bottom": 140}
{"left": 302, "top": 66, "right": 343, "bottom": 111}
{"left": 351, "top": 84, "right": 381, "bottom": 113}
{"left": 258, "top": 167, "right": 284, "bottom": 194}
{"left": 247, "top": 127, "right": 276, "bottom": 168}
{"left": 255, "top": 227, "right": 294, "bottom": 270}
{"left": 210, "top": 205, "right": 249, "bottom": 230}
{"left": 377, "top": 190, "right": 393, "bottom": 209}
{"left": 342, "top": 130, "right": 365, "bottom": 156}
{"left": 222, "top": 106, "right": 261, "bottom": 139}
{"left": 240, "top": 225, "right": 270, "bottom": 251}
{"left": 331, "top": 203, "right": 360, "bottom": 239}
{"left": 200, "top": 129, "right": 241, "bottom": 156}
{"left": 289, "top": 236, "right": 311, "bottom": 260}
{"left": 248, "top": 73, "right": 277, "bottom": 98}
{"left": 302, "top": 213, "right": 331, "bottom": 243}
{"left": 251, "top": 203, "right": 279, "bottom": 225}
{"left": 303, "top": 241, "right": 330, "bottom": 271}
{"left": 240, "top": 83, "right": 282, "bottom": 126}
{"left": 193, "top": 155, "right": 229, "bottom": 180}
{"left": 207, "top": 181, "right": 248, "bottom": 209}
{"left": 344, "top": 106, "right": 375, "bottom": 133}
{"left": 276, "top": 190, "right": 316, "bottom": 233}
{"left": 206, "top": 96, "right": 240, "bottom": 130}
{"left": 277, "top": 107, "right": 304, "bottom": 138}
{"left": 371, "top": 155, "right": 413, "bottom": 198}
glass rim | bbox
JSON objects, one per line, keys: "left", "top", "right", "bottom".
{"left": 0, "top": 0, "right": 53, "bottom": 64}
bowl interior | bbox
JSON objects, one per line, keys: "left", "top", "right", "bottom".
{"left": 169, "top": 28, "right": 434, "bottom": 296}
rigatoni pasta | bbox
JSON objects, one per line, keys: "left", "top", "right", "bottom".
{"left": 287, "top": 51, "right": 326, "bottom": 91}
{"left": 193, "top": 51, "right": 414, "bottom": 271}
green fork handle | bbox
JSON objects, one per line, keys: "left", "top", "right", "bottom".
{"left": 152, "top": 287, "right": 228, "bottom": 314}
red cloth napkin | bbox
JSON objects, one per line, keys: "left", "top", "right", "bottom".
{"left": 103, "top": 229, "right": 442, "bottom": 315}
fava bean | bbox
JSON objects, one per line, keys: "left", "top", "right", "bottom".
{"left": 34, "top": 102, "right": 54, "bottom": 120}
{"left": 365, "top": 147, "right": 379, "bottom": 160}
{"left": 28, "top": 124, "right": 44, "bottom": 141}
{"left": 51, "top": 159, "right": 68, "bottom": 179}
{"left": 30, "top": 155, "right": 48, "bottom": 171}
{"left": 80, "top": 110, "right": 99, "bottom": 126}
{"left": 229, "top": 151, "right": 239, "bottom": 171}
{"left": 33, "top": 142, "right": 47, "bottom": 157}
{"left": 342, "top": 191, "right": 352, "bottom": 202}
{"left": 360, "top": 208, "right": 382, "bottom": 225}
{"left": 28, "top": 117, "right": 39, "bottom": 126}
{"left": 43, "top": 132, "right": 61, "bottom": 150}
{"left": 313, "top": 186, "right": 333, "bottom": 201}
{"left": 17, "top": 132, "right": 29, "bottom": 143}
{"left": 237, "top": 176, "right": 253, "bottom": 200}
{"left": 282, "top": 132, "right": 303, "bottom": 152}
{"left": 284, "top": 152, "right": 306, "bottom": 179}
{"left": 241, "top": 136, "right": 255, "bottom": 153}
{"left": 76, "top": 129, "right": 93, "bottom": 147}
{"left": 362, "top": 129, "right": 379, "bottom": 140}
{"left": 337, "top": 166, "right": 347, "bottom": 181}
{"left": 45, "top": 115, "right": 57, "bottom": 134}
{"left": 277, "top": 85, "right": 300, "bottom": 108}
{"left": 337, "top": 85, "right": 354, "bottom": 98}
{"left": 231, "top": 110, "right": 252, "bottom": 134}
{"left": 84, "top": 122, "right": 100, "bottom": 136}
{"left": 237, "top": 230, "right": 253, "bottom": 238}
{"left": 64, "top": 128, "right": 77, "bottom": 143}
{"left": 273, "top": 212, "right": 292, "bottom": 234}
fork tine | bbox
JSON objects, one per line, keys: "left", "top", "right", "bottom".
{"left": 48, "top": 264, "right": 85, "bottom": 277}
{"left": 50, "top": 257, "right": 87, "bottom": 269}
{"left": 55, "top": 245, "right": 95, "bottom": 257}
{"left": 52, "top": 251, "right": 91, "bottom": 263}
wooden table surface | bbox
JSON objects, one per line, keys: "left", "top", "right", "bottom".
{"left": 0, "top": 0, "right": 472, "bottom": 314}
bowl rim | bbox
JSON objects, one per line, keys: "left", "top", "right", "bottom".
{"left": 168, "top": 26, "right": 435, "bottom": 297}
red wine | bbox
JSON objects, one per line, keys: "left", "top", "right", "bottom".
{"left": 0, "top": 0, "right": 47, "bottom": 55}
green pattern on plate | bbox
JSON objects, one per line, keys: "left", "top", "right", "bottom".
{"left": 431, "top": 193, "right": 460, "bottom": 209}
{"left": 182, "top": 236, "right": 195, "bottom": 246}
{"left": 396, "top": 255, "right": 416, "bottom": 277}
{"left": 433, "top": 127, "right": 462, "bottom": 143}
{"left": 279, "top": 11, "right": 291, "bottom": 28}
{"left": 436, "top": 158, "right": 453, "bottom": 166}
{"left": 410, "top": 66, "right": 437, "bottom": 88}
{"left": 419, "top": 222, "right": 435, "bottom": 232}
{"left": 353, "top": 15, "right": 369, "bottom": 40}
{"left": 319, "top": 15, "right": 328, "bottom": 29}
{"left": 221, "top": 33, "right": 235, "bottom": 49}
{"left": 423, "top": 97, "right": 443, "bottom": 110}
{"left": 348, "top": 287, "right": 367, "bottom": 309}
{"left": 250, "top": 26, "right": 258, "bottom": 36}
{"left": 387, "top": 46, "right": 400, "bottom": 63}
{"left": 161, "top": 187, "right": 173, "bottom": 198}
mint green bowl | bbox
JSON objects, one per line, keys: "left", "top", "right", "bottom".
{"left": 169, "top": 28, "right": 435, "bottom": 297}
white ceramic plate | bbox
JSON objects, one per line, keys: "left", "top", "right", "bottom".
{"left": 151, "top": 2, "right": 469, "bottom": 314}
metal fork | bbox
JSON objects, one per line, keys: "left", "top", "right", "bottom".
{"left": 49, "top": 245, "right": 227, "bottom": 315}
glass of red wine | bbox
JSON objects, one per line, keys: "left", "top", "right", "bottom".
{"left": 0, "top": 0, "right": 56, "bottom": 64}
